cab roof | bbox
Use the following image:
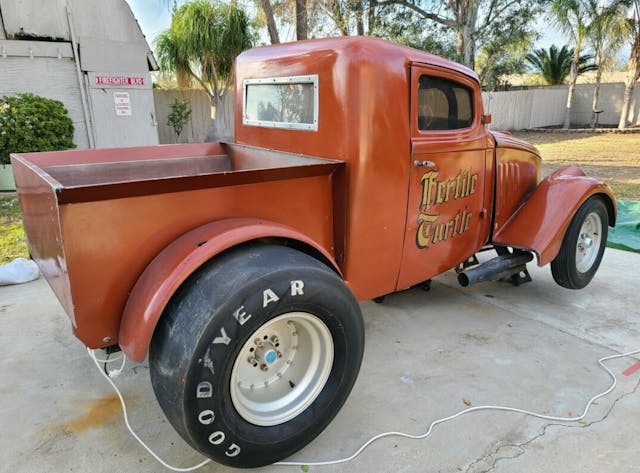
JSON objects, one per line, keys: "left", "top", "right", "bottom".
{"left": 238, "top": 36, "right": 479, "bottom": 84}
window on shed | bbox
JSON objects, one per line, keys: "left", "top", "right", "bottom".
{"left": 418, "top": 76, "right": 473, "bottom": 131}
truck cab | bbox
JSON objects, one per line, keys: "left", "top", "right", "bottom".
{"left": 234, "top": 37, "right": 614, "bottom": 297}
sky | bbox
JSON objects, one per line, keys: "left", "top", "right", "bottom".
{"left": 127, "top": 0, "right": 172, "bottom": 46}
{"left": 125, "top": 0, "right": 570, "bottom": 56}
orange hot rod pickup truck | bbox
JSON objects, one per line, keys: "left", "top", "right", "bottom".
{"left": 12, "top": 37, "right": 616, "bottom": 468}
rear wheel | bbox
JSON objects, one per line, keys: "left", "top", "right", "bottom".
{"left": 551, "top": 196, "right": 609, "bottom": 289}
{"left": 149, "top": 244, "right": 364, "bottom": 468}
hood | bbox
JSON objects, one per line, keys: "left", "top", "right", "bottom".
{"left": 490, "top": 131, "right": 541, "bottom": 158}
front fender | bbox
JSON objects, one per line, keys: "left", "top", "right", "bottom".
{"left": 493, "top": 166, "right": 616, "bottom": 266}
{"left": 119, "top": 218, "right": 341, "bottom": 362}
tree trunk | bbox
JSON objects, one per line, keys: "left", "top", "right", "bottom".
{"left": 619, "top": 84, "right": 634, "bottom": 129}
{"left": 451, "top": 0, "right": 477, "bottom": 70}
{"left": 206, "top": 90, "right": 234, "bottom": 142}
{"left": 296, "top": 0, "right": 308, "bottom": 40}
{"left": 455, "top": 25, "right": 475, "bottom": 69}
{"left": 355, "top": 0, "right": 364, "bottom": 35}
{"left": 328, "top": 0, "right": 349, "bottom": 36}
{"left": 259, "top": 0, "right": 280, "bottom": 44}
{"left": 590, "top": 48, "right": 602, "bottom": 129}
{"left": 619, "top": 32, "right": 640, "bottom": 129}
{"left": 564, "top": 43, "right": 582, "bottom": 129}
{"left": 367, "top": 0, "right": 377, "bottom": 35}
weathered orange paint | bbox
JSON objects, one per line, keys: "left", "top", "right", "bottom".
{"left": 491, "top": 131, "right": 541, "bottom": 237}
{"left": 234, "top": 37, "right": 485, "bottom": 300}
{"left": 13, "top": 144, "right": 339, "bottom": 349}
{"left": 12, "top": 37, "right": 616, "bottom": 358}
{"left": 396, "top": 63, "right": 490, "bottom": 289}
{"left": 493, "top": 166, "right": 617, "bottom": 265}
{"left": 119, "top": 218, "right": 341, "bottom": 362}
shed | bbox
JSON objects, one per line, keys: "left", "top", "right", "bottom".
{"left": 0, "top": 0, "right": 159, "bottom": 149}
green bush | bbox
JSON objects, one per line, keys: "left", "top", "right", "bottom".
{"left": 0, "top": 93, "right": 76, "bottom": 165}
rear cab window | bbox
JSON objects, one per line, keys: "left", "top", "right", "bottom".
{"left": 243, "top": 75, "right": 319, "bottom": 131}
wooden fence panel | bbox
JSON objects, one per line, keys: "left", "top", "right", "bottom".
{"left": 153, "top": 89, "right": 213, "bottom": 144}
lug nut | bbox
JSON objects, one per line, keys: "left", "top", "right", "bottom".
{"left": 247, "top": 356, "right": 256, "bottom": 364}
{"left": 260, "top": 363, "right": 268, "bottom": 371}
{"left": 270, "top": 335, "right": 279, "bottom": 344}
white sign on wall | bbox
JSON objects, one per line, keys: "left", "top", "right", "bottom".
{"left": 114, "top": 92, "right": 132, "bottom": 116}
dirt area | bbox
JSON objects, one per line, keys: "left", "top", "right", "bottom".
{"left": 512, "top": 132, "right": 640, "bottom": 201}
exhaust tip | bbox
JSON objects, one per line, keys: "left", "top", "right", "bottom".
{"left": 458, "top": 273, "right": 470, "bottom": 287}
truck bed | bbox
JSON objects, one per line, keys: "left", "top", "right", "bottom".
{"left": 17, "top": 142, "right": 341, "bottom": 203}
{"left": 11, "top": 143, "right": 344, "bottom": 347}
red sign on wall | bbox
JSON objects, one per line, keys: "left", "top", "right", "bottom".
{"left": 95, "top": 75, "right": 145, "bottom": 86}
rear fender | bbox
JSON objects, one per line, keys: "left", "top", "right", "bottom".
{"left": 119, "top": 218, "right": 341, "bottom": 361}
{"left": 493, "top": 166, "right": 616, "bottom": 266}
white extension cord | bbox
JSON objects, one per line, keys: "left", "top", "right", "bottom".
{"left": 88, "top": 347, "right": 640, "bottom": 471}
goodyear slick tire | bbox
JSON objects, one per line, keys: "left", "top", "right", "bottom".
{"left": 149, "top": 244, "right": 364, "bottom": 468}
{"left": 551, "top": 196, "right": 609, "bottom": 289}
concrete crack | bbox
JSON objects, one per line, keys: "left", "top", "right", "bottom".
{"left": 464, "top": 377, "right": 640, "bottom": 473}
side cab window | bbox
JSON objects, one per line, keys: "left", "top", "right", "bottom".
{"left": 418, "top": 75, "right": 474, "bottom": 131}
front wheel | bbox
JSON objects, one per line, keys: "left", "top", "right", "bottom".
{"left": 149, "top": 244, "right": 364, "bottom": 468}
{"left": 551, "top": 196, "right": 609, "bottom": 289}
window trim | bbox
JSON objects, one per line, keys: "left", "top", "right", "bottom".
{"left": 417, "top": 74, "right": 475, "bottom": 132}
{"left": 242, "top": 75, "right": 319, "bottom": 131}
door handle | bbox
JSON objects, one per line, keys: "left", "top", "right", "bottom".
{"left": 414, "top": 159, "right": 436, "bottom": 168}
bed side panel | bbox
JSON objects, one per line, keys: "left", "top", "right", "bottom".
{"left": 11, "top": 157, "right": 75, "bottom": 322}
{"left": 59, "top": 175, "right": 335, "bottom": 348}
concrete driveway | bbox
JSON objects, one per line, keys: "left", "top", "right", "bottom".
{"left": 1, "top": 248, "right": 639, "bottom": 473}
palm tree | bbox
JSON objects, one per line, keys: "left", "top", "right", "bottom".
{"left": 526, "top": 45, "right": 598, "bottom": 85}
{"left": 155, "top": 0, "right": 253, "bottom": 136}
{"left": 550, "top": 0, "right": 597, "bottom": 128}
{"left": 587, "top": 0, "right": 628, "bottom": 127}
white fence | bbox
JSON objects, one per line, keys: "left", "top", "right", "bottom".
{"left": 483, "top": 82, "right": 640, "bottom": 130}
{"left": 154, "top": 82, "right": 640, "bottom": 144}
{"left": 482, "top": 88, "right": 567, "bottom": 130}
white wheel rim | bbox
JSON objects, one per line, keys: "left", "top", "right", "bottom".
{"left": 230, "top": 312, "right": 334, "bottom": 426}
{"left": 575, "top": 212, "right": 602, "bottom": 273}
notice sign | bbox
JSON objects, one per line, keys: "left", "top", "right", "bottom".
{"left": 114, "top": 92, "right": 131, "bottom": 116}
{"left": 96, "top": 75, "right": 145, "bottom": 86}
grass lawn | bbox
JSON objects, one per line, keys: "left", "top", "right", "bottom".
{"left": 0, "top": 193, "right": 29, "bottom": 264}
{"left": 513, "top": 131, "right": 640, "bottom": 201}
{"left": 0, "top": 132, "right": 639, "bottom": 263}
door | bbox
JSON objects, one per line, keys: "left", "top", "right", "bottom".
{"left": 396, "top": 64, "right": 490, "bottom": 290}
{"left": 86, "top": 72, "right": 159, "bottom": 148}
